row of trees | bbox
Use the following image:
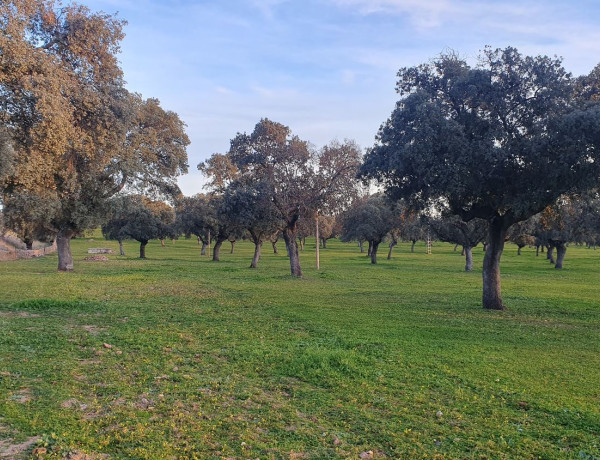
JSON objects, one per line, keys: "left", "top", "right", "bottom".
{"left": 92, "top": 186, "right": 600, "bottom": 280}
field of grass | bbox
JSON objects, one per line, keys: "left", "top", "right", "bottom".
{"left": 0, "top": 235, "right": 599, "bottom": 459}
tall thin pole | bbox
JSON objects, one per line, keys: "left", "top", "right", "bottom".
{"left": 315, "top": 211, "right": 320, "bottom": 270}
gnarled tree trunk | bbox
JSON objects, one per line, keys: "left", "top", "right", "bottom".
{"left": 554, "top": 242, "right": 567, "bottom": 269}
{"left": 370, "top": 240, "right": 379, "bottom": 264}
{"left": 57, "top": 228, "right": 75, "bottom": 271}
{"left": 464, "top": 246, "right": 473, "bottom": 272}
{"left": 482, "top": 219, "right": 508, "bottom": 310}
{"left": 250, "top": 241, "right": 263, "bottom": 268}
{"left": 272, "top": 241, "right": 278, "bottom": 254}
{"left": 283, "top": 224, "right": 302, "bottom": 277}
{"left": 212, "top": 239, "right": 225, "bottom": 261}
{"left": 139, "top": 239, "right": 148, "bottom": 259}
{"left": 387, "top": 240, "right": 397, "bottom": 260}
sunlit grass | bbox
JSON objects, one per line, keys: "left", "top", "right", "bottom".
{"left": 0, "top": 236, "right": 599, "bottom": 459}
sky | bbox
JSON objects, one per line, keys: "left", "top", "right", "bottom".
{"left": 82, "top": 0, "right": 600, "bottom": 196}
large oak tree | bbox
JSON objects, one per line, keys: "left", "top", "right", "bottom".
{"left": 360, "top": 47, "right": 600, "bottom": 309}
{"left": 0, "top": 1, "right": 189, "bottom": 271}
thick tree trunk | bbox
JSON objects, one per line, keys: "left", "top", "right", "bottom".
{"left": 461, "top": 246, "right": 466, "bottom": 256}
{"left": 555, "top": 242, "right": 567, "bottom": 269}
{"left": 160, "top": 239, "right": 165, "bottom": 247}
{"left": 283, "top": 225, "right": 302, "bottom": 277}
{"left": 212, "top": 239, "right": 224, "bottom": 262}
{"left": 482, "top": 219, "right": 507, "bottom": 310}
{"left": 272, "top": 241, "right": 278, "bottom": 254}
{"left": 370, "top": 241, "right": 379, "bottom": 264}
{"left": 536, "top": 245, "right": 540, "bottom": 257}
{"left": 139, "top": 240, "right": 148, "bottom": 259}
{"left": 321, "top": 238, "right": 327, "bottom": 249}
{"left": 464, "top": 246, "right": 473, "bottom": 272}
{"left": 517, "top": 245, "right": 523, "bottom": 255}
{"left": 57, "top": 229, "right": 75, "bottom": 271}
{"left": 250, "top": 241, "right": 263, "bottom": 268}
{"left": 24, "top": 238, "right": 34, "bottom": 250}
{"left": 201, "top": 242, "right": 207, "bottom": 256}
{"left": 367, "top": 240, "right": 373, "bottom": 257}
{"left": 230, "top": 241, "right": 235, "bottom": 254}
{"left": 359, "top": 240, "right": 364, "bottom": 253}
{"left": 387, "top": 241, "right": 397, "bottom": 260}
{"left": 411, "top": 240, "right": 416, "bottom": 253}
{"left": 118, "top": 239, "right": 125, "bottom": 256}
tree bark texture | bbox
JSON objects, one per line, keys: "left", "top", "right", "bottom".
{"left": 250, "top": 241, "right": 263, "bottom": 268}
{"left": 212, "top": 239, "right": 224, "bottom": 262}
{"left": 283, "top": 226, "right": 302, "bottom": 277}
{"left": 139, "top": 240, "right": 148, "bottom": 259}
{"left": 57, "top": 228, "right": 75, "bottom": 271}
{"left": 272, "top": 241, "right": 278, "bottom": 254}
{"left": 387, "top": 241, "right": 397, "bottom": 260}
{"left": 554, "top": 242, "right": 567, "bottom": 269}
{"left": 464, "top": 246, "right": 473, "bottom": 272}
{"left": 367, "top": 240, "right": 373, "bottom": 257}
{"left": 200, "top": 242, "right": 207, "bottom": 256}
{"left": 482, "top": 219, "right": 507, "bottom": 310}
{"left": 118, "top": 240, "right": 125, "bottom": 256}
{"left": 370, "top": 241, "right": 379, "bottom": 264}
{"left": 359, "top": 240, "right": 364, "bottom": 253}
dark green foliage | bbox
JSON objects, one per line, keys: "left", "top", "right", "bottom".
{"left": 360, "top": 47, "right": 600, "bottom": 309}
{"left": 340, "top": 195, "right": 396, "bottom": 263}
{"left": 103, "top": 196, "right": 175, "bottom": 258}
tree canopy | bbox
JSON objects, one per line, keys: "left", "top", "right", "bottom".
{"left": 0, "top": 0, "right": 189, "bottom": 270}
{"left": 360, "top": 47, "right": 600, "bottom": 309}
{"left": 200, "top": 118, "right": 361, "bottom": 277}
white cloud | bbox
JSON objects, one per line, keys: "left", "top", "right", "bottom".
{"left": 331, "top": 0, "right": 453, "bottom": 28}
{"left": 250, "top": 0, "right": 290, "bottom": 19}
{"left": 215, "top": 86, "right": 234, "bottom": 95}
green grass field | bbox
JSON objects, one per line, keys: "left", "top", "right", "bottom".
{"left": 0, "top": 236, "right": 599, "bottom": 459}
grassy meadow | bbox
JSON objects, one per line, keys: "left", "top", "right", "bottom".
{"left": 0, "top": 235, "right": 599, "bottom": 459}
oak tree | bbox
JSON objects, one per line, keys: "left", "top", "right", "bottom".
{"left": 1, "top": 1, "right": 189, "bottom": 271}
{"left": 361, "top": 47, "right": 600, "bottom": 309}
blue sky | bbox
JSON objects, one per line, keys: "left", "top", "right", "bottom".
{"left": 83, "top": 0, "right": 600, "bottom": 196}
